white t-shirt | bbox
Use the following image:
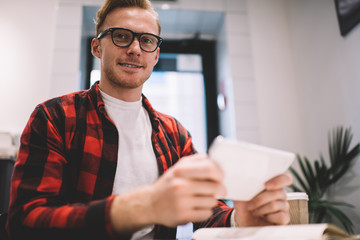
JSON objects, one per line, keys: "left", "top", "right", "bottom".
{"left": 101, "top": 90, "right": 236, "bottom": 238}
{"left": 100, "top": 90, "right": 158, "bottom": 239}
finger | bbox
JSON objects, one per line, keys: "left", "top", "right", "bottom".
{"left": 251, "top": 199, "right": 290, "bottom": 218}
{"left": 166, "top": 205, "right": 214, "bottom": 226}
{"left": 187, "top": 180, "right": 227, "bottom": 198}
{"left": 262, "top": 210, "right": 290, "bottom": 225}
{"left": 172, "top": 155, "right": 224, "bottom": 182}
{"left": 177, "top": 197, "right": 216, "bottom": 224}
{"left": 248, "top": 189, "right": 287, "bottom": 211}
{"left": 265, "top": 173, "right": 293, "bottom": 190}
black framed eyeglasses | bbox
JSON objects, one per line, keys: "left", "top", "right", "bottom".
{"left": 97, "top": 27, "right": 163, "bottom": 53}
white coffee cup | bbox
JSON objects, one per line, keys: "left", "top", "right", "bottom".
{"left": 286, "top": 192, "right": 309, "bottom": 224}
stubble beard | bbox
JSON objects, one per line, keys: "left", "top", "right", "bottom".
{"left": 104, "top": 64, "right": 149, "bottom": 89}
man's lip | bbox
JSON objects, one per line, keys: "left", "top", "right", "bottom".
{"left": 118, "top": 62, "right": 143, "bottom": 68}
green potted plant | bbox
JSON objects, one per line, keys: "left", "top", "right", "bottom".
{"left": 289, "top": 126, "right": 360, "bottom": 234}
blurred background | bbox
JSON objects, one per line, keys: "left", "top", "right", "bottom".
{"left": 0, "top": 0, "right": 359, "bottom": 234}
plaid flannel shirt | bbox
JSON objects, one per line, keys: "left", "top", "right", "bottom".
{"left": 7, "top": 83, "right": 233, "bottom": 240}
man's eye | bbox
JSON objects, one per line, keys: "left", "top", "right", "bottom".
{"left": 141, "top": 36, "right": 155, "bottom": 45}
{"left": 114, "top": 34, "right": 126, "bottom": 39}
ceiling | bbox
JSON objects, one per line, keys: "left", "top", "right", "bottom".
{"left": 82, "top": 6, "right": 224, "bottom": 40}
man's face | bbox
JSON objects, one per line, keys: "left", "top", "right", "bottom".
{"left": 92, "top": 7, "right": 160, "bottom": 99}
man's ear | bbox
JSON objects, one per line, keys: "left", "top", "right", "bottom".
{"left": 91, "top": 38, "right": 101, "bottom": 59}
{"left": 154, "top": 48, "right": 160, "bottom": 65}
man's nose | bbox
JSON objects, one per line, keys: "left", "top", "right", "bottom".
{"left": 126, "top": 37, "right": 142, "bottom": 55}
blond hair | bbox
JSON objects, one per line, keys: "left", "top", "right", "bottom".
{"left": 95, "top": 0, "right": 161, "bottom": 36}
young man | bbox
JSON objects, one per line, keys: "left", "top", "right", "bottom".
{"left": 6, "top": 0, "right": 292, "bottom": 239}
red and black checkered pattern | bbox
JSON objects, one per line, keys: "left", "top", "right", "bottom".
{"left": 7, "top": 82, "right": 232, "bottom": 240}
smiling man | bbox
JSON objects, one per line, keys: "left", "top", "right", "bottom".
{"left": 6, "top": 0, "right": 292, "bottom": 240}
{"left": 93, "top": 5, "right": 160, "bottom": 101}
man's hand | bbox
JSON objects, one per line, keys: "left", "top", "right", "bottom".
{"left": 148, "top": 154, "right": 226, "bottom": 227}
{"left": 109, "top": 154, "right": 226, "bottom": 235}
{"left": 233, "top": 173, "right": 293, "bottom": 226}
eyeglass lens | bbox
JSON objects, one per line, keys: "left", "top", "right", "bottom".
{"left": 111, "top": 28, "right": 160, "bottom": 52}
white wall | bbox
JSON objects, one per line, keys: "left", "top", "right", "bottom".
{"left": 223, "top": 1, "right": 262, "bottom": 143}
{"left": 287, "top": 0, "right": 360, "bottom": 232}
{"left": 50, "top": 1, "right": 83, "bottom": 98}
{"left": 247, "top": 0, "right": 304, "bottom": 153}
{"left": 0, "top": 0, "right": 58, "bottom": 134}
{"left": 247, "top": 0, "right": 360, "bottom": 233}
{"left": 216, "top": 0, "right": 259, "bottom": 142}
{"left": 0, "top": 0, "right": 259, "bottom": 142}
{"left": 287, "top": 0, "right": 360, "bottom": 159}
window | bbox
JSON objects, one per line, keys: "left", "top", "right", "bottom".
{"left": 143, "top": 53, "right": 207, "bottom": 153}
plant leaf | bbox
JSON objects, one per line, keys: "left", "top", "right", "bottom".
{"left": 311, "top": 199, "right": 355, "bottom": 208}
{"left": 289, "top": 184, "right": 303, "bottom": 193}
{"left": 317, "top": 155, "right": 330, "bottom": 194}
{"left": 297, "top": 155, "right": 313, "bottom": 193}
{"left": 328, "top": 127, "right": 360, "bottom": 185}
{"left": 289, "top": 166, "right": 310, "bottom": 194}
{"left": 289, "top": 155, "right": 312, "bottom": 195}
{"left": 304, "top": 157, "right": 316, "bottom": 194}
{"left": 290, "top": 126, "right": 360, "bottom": 231}
{"left": 326, "top": 205, "right": 354, "bottom": 234}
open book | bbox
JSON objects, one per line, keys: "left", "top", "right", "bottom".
{"left": 192, "top": 224, "right": 360, "bottom": 240}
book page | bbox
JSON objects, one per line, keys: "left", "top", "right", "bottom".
{"left": 192, "top": 224, "right": 327, "bottom": 240}
{"left": 192, "top": 224, "right": 360, "bottom": 240}
{"left": 208, "top": 136, "right": 295, "bottom": 201}
{"left": 324, "top": 225, "right": 360, "bottom": 240}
